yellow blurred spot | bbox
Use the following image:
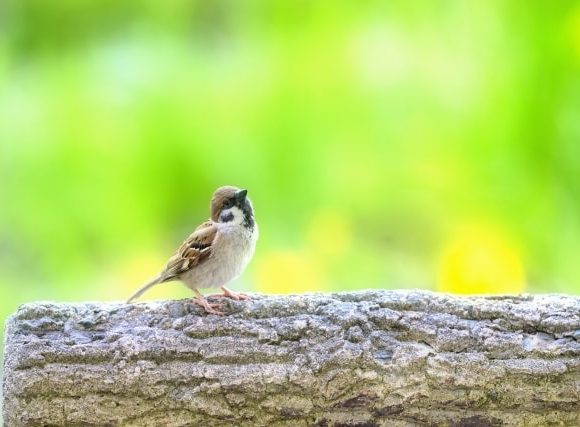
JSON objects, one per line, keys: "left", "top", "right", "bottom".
{"left": 118, "top": 252, "right": 164, "bottom": 287}
{"left": 108, "top": 250, "right": 189, "bottom": 301}
{"left": 306, "top": 210, "right": 352, "bottom": 259}
{"left": 255, "top": 251, "right": 326, "bottom": 294}
{"left": 437, "top": 225, "right": 526, "bottom": 294}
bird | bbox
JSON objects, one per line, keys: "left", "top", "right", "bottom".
{"left": 126, "top": 186, "right": 258, "bottom": 315}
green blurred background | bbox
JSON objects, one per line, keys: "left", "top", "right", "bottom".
{"left": 2, "top": 0, "right": 580, "bottom": 332}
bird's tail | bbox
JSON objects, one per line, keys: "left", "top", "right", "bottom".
{"left": 126, "top": 275, "right": 164, "bottom": 303}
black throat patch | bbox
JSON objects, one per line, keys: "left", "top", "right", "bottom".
{"left": 240, "top": 200, "right": 255, "bottom": 230}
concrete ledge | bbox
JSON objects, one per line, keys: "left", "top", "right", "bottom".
{"left": 3, "top": 290, "right": 580, "bottom": 426}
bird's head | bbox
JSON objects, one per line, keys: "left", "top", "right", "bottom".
{"left": 211, "top": 186, "right": 255, "bottom": 228}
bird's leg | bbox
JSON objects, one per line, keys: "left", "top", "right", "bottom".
{"left": 193, "top": 289, "right": 224, "bottom": 315}
{"left": 210, "top": 286, "right": 250, "bottom": 301}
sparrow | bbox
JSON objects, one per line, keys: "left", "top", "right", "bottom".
{"left": 126, "top": 186, "right": 258, "bottom": 315}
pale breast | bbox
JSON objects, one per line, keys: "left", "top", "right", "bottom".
{"left": 180, "top": 223, "right": 257, "bottom": 289}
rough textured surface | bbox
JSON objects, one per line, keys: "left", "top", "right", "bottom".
{"left": 3, "top": 290, "right": 580, "bottom": 426}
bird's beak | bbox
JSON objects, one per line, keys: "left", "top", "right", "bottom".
{"left": 235, "top": 189, "right": 248, "bottom": 203}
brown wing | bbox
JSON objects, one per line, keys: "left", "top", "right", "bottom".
{"left": 158, "top": 220, "right": 217, "bottom": 282}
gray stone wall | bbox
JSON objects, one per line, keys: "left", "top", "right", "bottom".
{"left": 3, "top": 291, "right": 580, "bottom": 426}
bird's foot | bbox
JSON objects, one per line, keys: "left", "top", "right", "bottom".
{"left": 193, "top": 296, "right": 224, "bottom": 316}
{"left": 210, "top": 286, "right": 250, "bottom": 301}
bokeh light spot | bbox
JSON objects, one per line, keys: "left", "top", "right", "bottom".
{"left": 306, "top": 210, "right": 352, "bottom": 259}
{"left": 255, "top": 251, "right": 326, "bottom": 294}
{"left": 437, "top": 225, "right": 526, "bottom": 295}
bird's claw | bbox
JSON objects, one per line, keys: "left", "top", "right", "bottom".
{"left": 193, "top": 297, "right": 224, "bottom": 316}
{"left": 210, "top": 287, "right": 250, "bottom": 301}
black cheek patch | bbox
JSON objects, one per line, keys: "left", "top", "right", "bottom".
{"left": 220, "top": 211, "right": 234, "bottom": 223}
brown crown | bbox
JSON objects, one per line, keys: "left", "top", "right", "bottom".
{"left": 210, "top": 186, "right": 240, "bottom": 221}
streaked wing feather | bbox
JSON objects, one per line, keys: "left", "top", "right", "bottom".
{"left": 159, "top": 221, "right": 217, "bottom": 282}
